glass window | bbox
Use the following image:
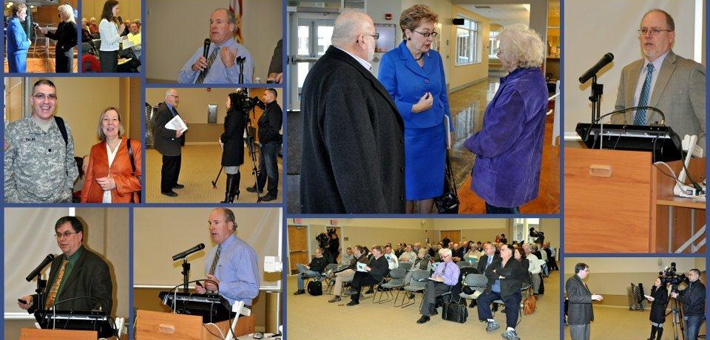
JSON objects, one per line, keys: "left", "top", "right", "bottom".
{"left": 456, "top": 17, "right": 480, "bottom": 65}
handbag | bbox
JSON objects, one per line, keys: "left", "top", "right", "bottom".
{"left": 523, "top": 295, "right": 536, "bottom": 314}
{"left": 126, "top": 139, "right": 141, "bottom": 203}
{"left": 434, "top": 149, "right": 459, "bottom": 214}
{"left": 442, "top": 298, "right": 468, "bottom": 323}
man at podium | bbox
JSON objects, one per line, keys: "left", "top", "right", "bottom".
{"left": 18, "top": 216, "right": 113, "bottom": 313}
{"left": 612, "top": 9, "right": 705, "bottom": 146}
{"left": 195, "top": 208, "right": 260, "bottom": 306}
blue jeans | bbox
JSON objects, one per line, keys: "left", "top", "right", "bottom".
{"left": 485, "top": 202, "right": 520, "bottom": 214}
{"left": 477, "top": 290, "right": 522, "bottom": 329}
{"left": 684, "top": 314, "right": 705, "bottom": 340}
{"left": 257, "top": 141, "right": 280, "bottom": 196}
{"left": 296, "top": 263, "right": 319, "bottom": 290}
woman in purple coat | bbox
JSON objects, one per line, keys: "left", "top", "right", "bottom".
{"left": 464, "top": 24, "right": 548, "bottom": 214}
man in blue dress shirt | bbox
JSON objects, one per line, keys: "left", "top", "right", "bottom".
{"left": 416, "top": 248, "right": 460, "bottom": 324}
{"left": 178, "top": 8, "right": 254, "bottom": 84}
{"left": 196, "top": 208, "right": 260, "bottom": 306}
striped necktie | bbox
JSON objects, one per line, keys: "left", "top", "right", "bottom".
{"left": 634, "top": 63, "right": 654, "bottom": 125}
{"left": 209, "top": 245, "right": 222, "bottom": 275}
{"left": 46, "top": 259, "right": 69, "bottom": 309}
{"left": 196, "top": 47, "right": 220, "bottom": 84}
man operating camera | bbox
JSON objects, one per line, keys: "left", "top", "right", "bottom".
{"left": 669, "top": 269, "right": 705, "bottom": 340}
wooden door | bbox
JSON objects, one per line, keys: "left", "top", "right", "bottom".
{"left": 440, "top": 230, "right": 461, "bottom": 244}
{"left": 288, "top": 225, "right": 309, "bottom": 274}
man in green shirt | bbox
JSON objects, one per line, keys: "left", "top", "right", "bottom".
{"left": 18, "top": 216, "right": 113, "bottom": 313}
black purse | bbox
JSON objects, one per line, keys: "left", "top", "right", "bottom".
{"left": 442, "top": 298, "right": 468, "bottom": 323}
{"left": 434, "top": 150, "right": 459, "bottom": 214}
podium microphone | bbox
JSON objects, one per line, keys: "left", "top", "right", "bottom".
{"left": 172, "top": 243, "right": 205, "bottom": 261}
{"left": 26, "top": 254, "right": 54, "bottom": 282}
{"left": 579, "top": 53, "right": 614, "bottom": 83}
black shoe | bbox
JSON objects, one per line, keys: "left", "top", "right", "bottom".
{"left": 173, "top": 184, "right": 185, "bottom": 189}
{"left": 328, "top": 296, "right": 341, "bottom": 303}
{"left": 492, "top": 304, "right": 499, "bottom": 312}
{"left": 162, "top": 191, "right": 178, "bottom": 197}
{"left": 430, "top": 309, "right": 438, "bottom": 316}
{"left": 416, "top": 315, "right": 430, "bottom": 324}
{"left": 293, "top": 289, "right": 305, "bottom": 295}
{"left": 469, "top": 301, "right": 477, "bottom": 308}
{"left": 409, "top": 293, "right": 415, "bottom": 299}
{"left": 260, "top": 194, "right": 277, "bottom": 202}
{"left": 365, "top": 288, "right": 374, "bottom": 294}
{"left": 346, "top": 300, "right": 359, "bottom": 306}
{"left": 246, "top": 185, "right": 263, "bottom": 193}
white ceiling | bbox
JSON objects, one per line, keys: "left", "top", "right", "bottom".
{"left": 459, "top": 4, "right": 531, "bottom": 26}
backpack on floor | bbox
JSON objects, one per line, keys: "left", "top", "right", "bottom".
{"left": 307, "top": 280, "right": 323, "bottom": 296}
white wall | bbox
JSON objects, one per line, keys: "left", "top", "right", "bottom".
{"left": 563, "top": 0, "right": 700, "bottom": 136}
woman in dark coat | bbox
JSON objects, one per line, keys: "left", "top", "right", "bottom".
{"left": 218, "top": 92, "right": 246, "bottom": 202}
{"left": 646, "top": 278, "right": 669, "bottom": 340}
{"left": 36, "top": 4, "right": 77, "bottom": 73}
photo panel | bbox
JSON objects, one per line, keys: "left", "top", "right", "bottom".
{"left": 286, "top": 217, "right": 560, "bottom": 340}
{"left": 143, "top": 86, "right": 283, "bottom": 203}
{"left": 563, "top": 256, "right": 706, "bottom": 340}
{"left": 133, "top": 207, "right": 283, "bottom": 338}
{"left": 3, "top": 76, "right": 143, "bottom": 204}
{"left": 81, "top": 0, "right": 142, "bottom": 73}
{"left": 4, "top": 207, "right": 130, "bottom": 339}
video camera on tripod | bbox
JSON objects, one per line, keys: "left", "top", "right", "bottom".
{"left": 659, "top": 262, "right": 689, "bottom": 293}
{"left": 529, "top": 227, "right": 545, "bottom": 244}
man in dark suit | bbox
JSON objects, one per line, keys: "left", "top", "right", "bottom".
{"left": 346, "top": 245, "right": 389, "bottom": 306}
{"left": 477, "top": 242, "right": 500, "bottom": 274}
{"left": 566, "top": 263, "right": 603, "bottom": 340}
{"left": 300, "top": 10, "right": 405, "bottom": 213}
{"left": 18, "top": 216, "right": 113, "bottom": 313}
{"left": 612, "top": 9, "right": 705, "bottom": 146}
{"left": 154, "top": 89, "right": 187, "bottom": 197}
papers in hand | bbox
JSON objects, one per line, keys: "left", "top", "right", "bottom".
{"left": 428, "top": 276, "right": 444, "bottom": 282}
{"left": 166, "top": 115, "right": 188, "bottom": 132}
{"left": 356, "top": 262, "right": 367, "bottom": 272}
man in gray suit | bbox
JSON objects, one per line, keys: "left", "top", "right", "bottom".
{"left": 566, "top": 263, "right": 603, "bottom": 340}
{"left": 154, "top": 89, "right": 187, "bottom": 197}
{"left": 613, "top": 9, "right": 706, "bottom": 146}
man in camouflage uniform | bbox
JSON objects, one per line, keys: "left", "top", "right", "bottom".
{"left": 4, "top": 79, "right": 78, "bottom": 203}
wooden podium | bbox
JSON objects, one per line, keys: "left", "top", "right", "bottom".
{"left": 565, "top": 148, "right": 705, "bottom": 253}
{"left": 135, "top": 310, "right": 255, "bottom": 340}
{"left": 20, "top": 328, "right": 97, "bottom": 340}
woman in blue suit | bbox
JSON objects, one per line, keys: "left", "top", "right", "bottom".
{"left": 7, "top": 3, "right": 31, "bottom": 73}
{"left": 378, "top": 4, "right": 451, "bottom": 214}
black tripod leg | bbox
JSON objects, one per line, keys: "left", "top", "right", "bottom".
{"left": 211, "top": 166, "right": 223, "bottom": 188}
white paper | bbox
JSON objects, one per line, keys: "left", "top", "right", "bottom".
{"left": 356, "top": 262, "right": 367, "bottom": 272}
{"left": 165, "top": 115, "right": 188, "bottom": 132}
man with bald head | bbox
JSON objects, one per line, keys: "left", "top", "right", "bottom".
{"left": 613, "top": 9, "right": 705, "bottom": 146}
{"left": 178, "top": 8, "right": 254, "bottom": 84}
{"left": 300, "top": 10, "right": 405, "bottom": 213}
{"left": 154, "top": 89, "right": 186, "bottom": 197}
{"left": 195, "top": 208, "right": 260, "bottom": 306}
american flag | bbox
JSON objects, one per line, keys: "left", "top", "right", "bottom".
{"left": 229, "top": 0, "right": 243, "bottom": 44}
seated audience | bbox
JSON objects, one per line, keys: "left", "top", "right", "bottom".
{"left": 477, "top": 244, "right": 525, "bottom": 340}
{"left": 398, "top": 244, "right": 417, "bottom": 264}
{"left": 383, "top": 245, "right": 399, "bottom": 269}
{"left": 346, "top": 245, "right": 389, "bottom": 306}
{"left": 328, "top": 245, "right": 369, "bottom": 303}
{"left": 416, "top": 248, "right": 460, "bottom": 324}
{"left": 293, "top": 248, "right": 328, "bottom": 295}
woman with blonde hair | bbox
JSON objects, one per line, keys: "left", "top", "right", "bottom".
{"left": 36, "top": 4, "right": 78, "bottom": 73}
{"left": 464, "top": 23, "right": 548, "bottom": 214}
{"left": 81, "top": 108, "right": 142, "bottom": 203}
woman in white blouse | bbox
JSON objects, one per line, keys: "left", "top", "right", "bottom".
{"left": 98, "top": 0, "right": 125, "bottom": 72}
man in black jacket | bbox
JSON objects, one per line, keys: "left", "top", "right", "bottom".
{"left": 299, "top": 10, "right": 405, "bottom": 213}
{"left": 477, "top": 244, "right": 525, "bottom": 340}
{"left": 347, "top": 245, "right": 389, "bottom": 305}
{"left": 154, "top": 89, "right": 186, "bottom": 197}
{"left": 671, "top": 269, "right": 706, "bottom": 340}
{"left": 294, "top": 248, "right": 328, "bottom": 295}
{"left": 566, "top": 263, "right": 603, "bottom": 340}
{"left": 18, "top": 216, "right": 113, "bottom": 314}
{"left": 247, "top": 88, "right": 282, "bottom": 201}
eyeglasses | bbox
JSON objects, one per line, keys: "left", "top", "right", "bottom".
{"left": 637, "top": 28, "right": 672, "bottom": 36}
{"left": 367, "top": 32, "right": 380, "bottom": 40}
{"left": 414, "top": 30, "right": 438, "bottom": 38}
{"left": 33, "top": 93, "right": 57, "bottom": 100}
{"left": 55, "top": 231, "right": 77, "bottom": 238}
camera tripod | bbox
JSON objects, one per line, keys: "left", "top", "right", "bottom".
{"left": 667, "top": 296, "right": 684, "bottom": 340}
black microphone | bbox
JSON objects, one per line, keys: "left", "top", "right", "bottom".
{"left": 202, "top": 38, "right": 211, "bottom": 60}
{"left": 117, "top": 16, "right": 123, "bottom": 23}
{"left": 172, "top": 243, "right": 205, "bottom": 261}
{"left": 579, "top": 53, "right": 614, "bottom": 83}
{"left": 25, "top": 254, "right": 54, "bottom": 282}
